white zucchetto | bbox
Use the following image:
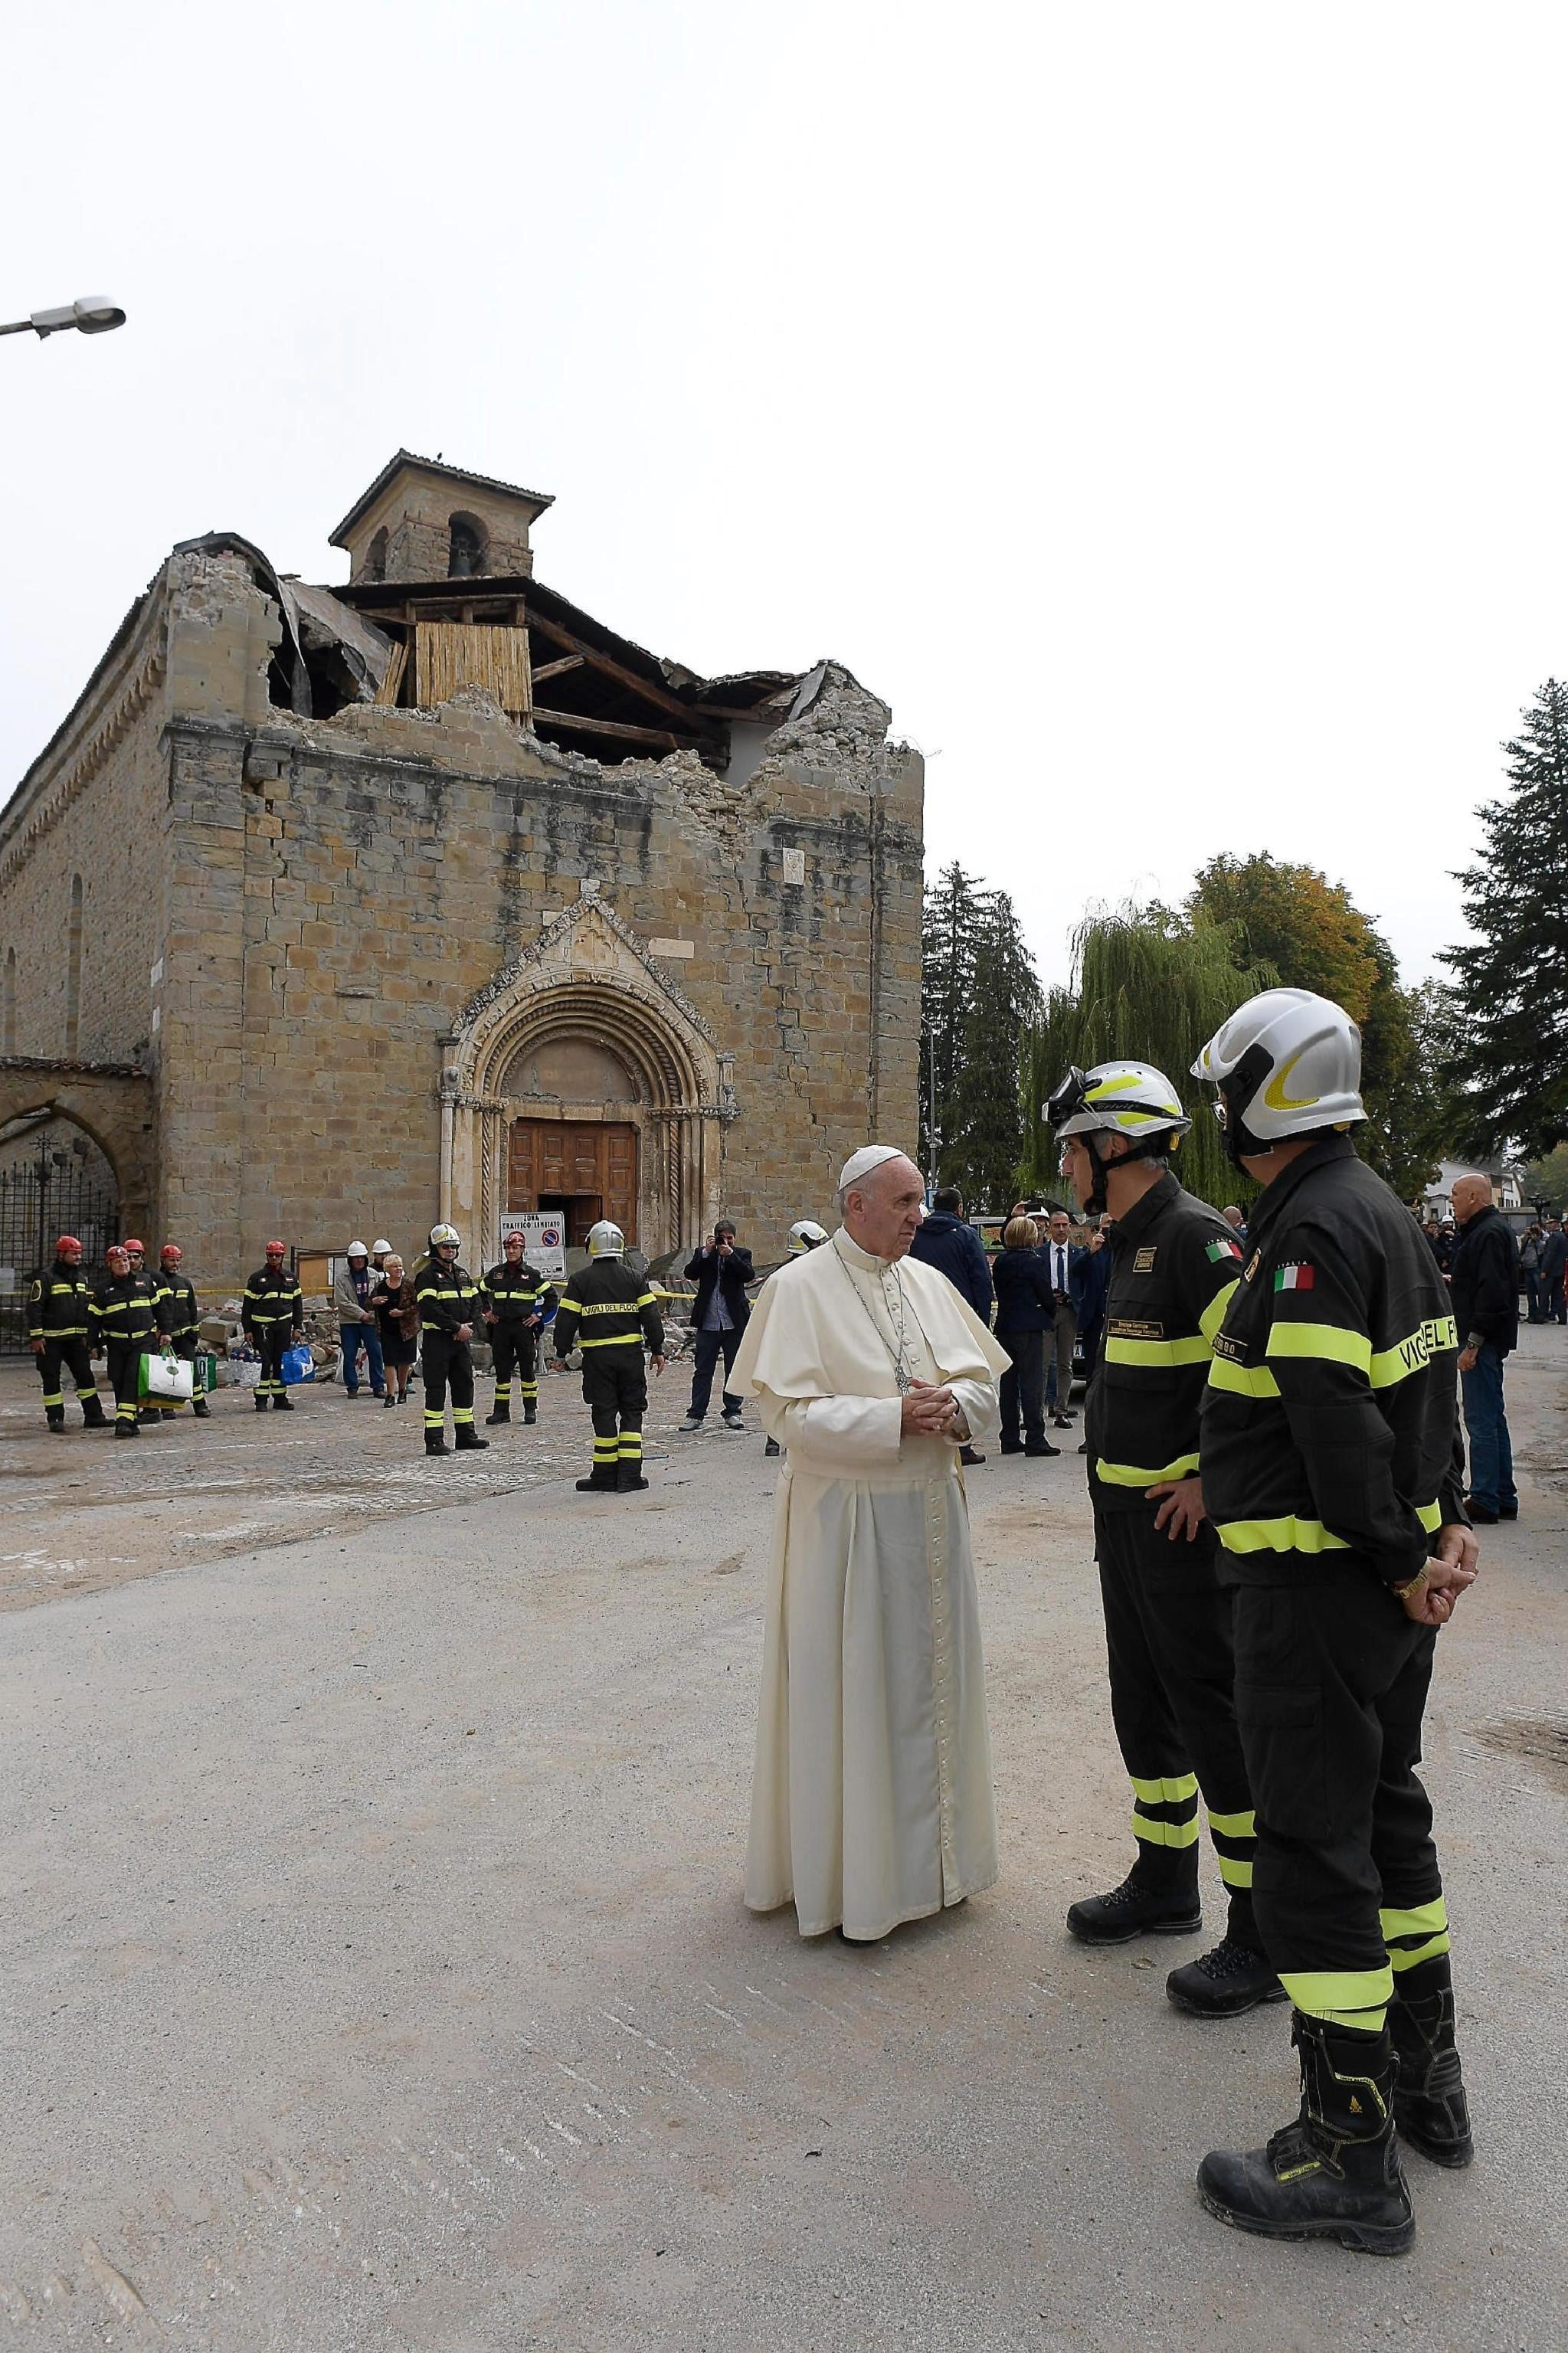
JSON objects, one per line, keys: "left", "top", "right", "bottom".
{"left": 838, "top": 1144, "right": 907, "bottom": 1191}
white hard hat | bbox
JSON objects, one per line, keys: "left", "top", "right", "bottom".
{"left": 1046, "top": 1062, "right": 1192, "bottom": 1143}
{"left": 346, "top": 1239, "right": 368, "bottom": 1257}
{"left": 787, "top": 1219, "right": 829, "bottom": 1254}
{"left": 372, "top": 1239, "right": 392, "bottom": 1255}
{"left": 1192, "top": 987, "right": 1365, "bottom": 1147}
{"left": 587, "top": 1220, "right": 625, "bottom": 1258}
{"left": 429, "top": 1223, "right": 461, "bottom": 1250}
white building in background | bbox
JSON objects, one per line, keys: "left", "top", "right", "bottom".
{"left": 1422, "top": 1160, "right": 1525, "bottom": 1221}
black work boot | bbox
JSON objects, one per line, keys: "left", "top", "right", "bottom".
{"left": 522, "top": 1403, "right": 537, "bottom": 1425}
{"left": 114, "top": 1419, "right": 139, "bottom": 1439}
{"left": 425, "top": 1430, "right": 450, "bottom": 1457}
{"left": 46, "top": 1409, "right": 66, "bottom": 1435}
{"left": 1067, "top": 1868, "right": 1202, "bottom": 1946}
{"left": 273, "top": 1392, "right": 295, "bottom": 1411}
{"left": 616, "top": 1458, "right": 650, "bottom": 1493}
{"left": 1197, "top": 2011, "right": 1415, "bottom": 2256}
{"left": 1389, "top": 1955, "right": 1473, "bottom": 2168}
{"left": 1167, "top": 1937, "right": 1287, "bottom": 2018}
{"left": 485, "top": 1402, "right": 510, "bottom": 1426}
{"left": 575, "top": 1464, "right": 617, "bottom": 1492}
{"left": 192, "top": 1396, "right": 211, "bottom": 1419}
{"left": 454, "top": 1425, "right": 489, "bottom": 1451}
{"left": 254, "top": 1395, "right": 270, "bottom": 1412}
{"left": 82, "top": 1400, "right": 109, "bottom": 1429}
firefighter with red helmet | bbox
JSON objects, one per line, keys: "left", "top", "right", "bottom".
{"left": 154, "top": 1244, "right": 211, "bottom": 1420}
{"left": 242, "top": 1242, "right": 304, "bottom": 1410}
{"left": 90, "top": 1242, "right": 170, "bottom": 1437}
{"left": 26, "top": 1235, "right": 107, "bottom": 1432}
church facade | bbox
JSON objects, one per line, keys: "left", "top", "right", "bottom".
{"left": 0, "top": 456, "right": 922, "bottom": 1286}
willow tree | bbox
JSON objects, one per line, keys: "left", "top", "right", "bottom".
{"left": 1017, "top": 908, "right": 1276, "bottom": 1209}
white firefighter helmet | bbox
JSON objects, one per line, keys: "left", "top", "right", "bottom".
{"left": 1192, "top": 987, "right": 1365, "bottom": 1147}
{"left": 371, "top": 1238, "right": 392, "bottom": 1256}
{"left": 787, "top": 1219, "right": 829, "bottom": 1255}
{"left": 587, "top": 1220, "right": 625, "bottom": 1258}
{"left": 428, "top": 1223, "right": 461, "bottom": 1252}
{"left": 346, "top": 1239, "right": 368, "bottom": 1258}
{"left": 1046, "top": 1061, "right": 1192, "bottom": 1143}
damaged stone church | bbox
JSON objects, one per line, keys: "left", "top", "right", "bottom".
{"left": 0, "top": 454, "right": 922, "bottom": 1288}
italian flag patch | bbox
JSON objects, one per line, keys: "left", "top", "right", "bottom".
{"left": 1274, "top": 1262, "right": 1314, "bottom": 1291}
{"left": 1206, "top": 1238, "right": 1242, "bottom": 1263}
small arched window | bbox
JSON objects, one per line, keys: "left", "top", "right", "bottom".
{"left": 448, "top": 512, "right": 489, "bottom": 579}
{"left": 365, "top": 525, "right": 389, "bottom": 583}
{"left": 2, "top": 946, "right": 16, "bottom": 1054}
{"left": 65, "top": 876, "right": 83, "bottom": 1055}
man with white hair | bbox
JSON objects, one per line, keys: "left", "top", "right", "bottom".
{"left": 728, "top": 1145, "right": 1010, "bottom": 1942}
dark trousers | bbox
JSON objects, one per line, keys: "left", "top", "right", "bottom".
{"left": 251, "top": 1323, "right": 290, "bottom": 1400}
{"left": 1095, "top": 1505, "right": 1259, "bottom": 1946}
{"left": 1460, "top": 1342, "right": 1515, "bottom": 1513}
{"left": 1046, "top": 1300, "right": 1075, "bottom": 1410}
{"left": 1232, "top": 1570, "right": 1447, "bottom": 2031}
{"left": 34, "top": 1337, "right": 100, "bottom": 1421}
{"left": 997, "top": 1329, "right": 1045, "bottom": 1447}
{"left": 1524, "top": 1270, "right": 1549, "bottom": 1322}
{"left": 584, "top": 1353, "right": 648, "bottom": 1471}
{"left": 1552, "top": 1273, "right": 1568, "bottom": 1326}
{"left": 689, "top": 1324, "right": 743, "bottom": 1418}
{"left": 492, "top": 1320, "right": 538, "bottom": 1406}
{"left": 422, "top": 1332, "right": 475, "bottom": 1432}
{"left": 104, "top": 1339, "right": 152, "bottom": 1426}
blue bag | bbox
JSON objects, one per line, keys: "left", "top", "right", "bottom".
{"left": 281, "top": 1342, "right": 315, "bottom": 1386}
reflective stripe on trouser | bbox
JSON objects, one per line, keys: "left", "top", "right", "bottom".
{"left": 1233, "top": 1571, "right": 1443, "bottom": 2038}
{"left": 35, "top": 1337, "right": 99, "bottom": 1417}
{"left": 584, "top": 1353, "right": 646, "bottom": 1477}
{"left": 492, "top": 1323, "right": 538, "bottom": 1412}
{"left": 1094, "top": 1502, "right": 1259, "bottom": 1942}
{"left": 421, "top": 1332, "right": 474, "bottom": 1430}
{"left": 105, "top": 1340, "right": 149, "bottom": 1424}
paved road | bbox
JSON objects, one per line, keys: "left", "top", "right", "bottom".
{"left": 2, "top": 1337, "right": 1565, "bottom": 2349}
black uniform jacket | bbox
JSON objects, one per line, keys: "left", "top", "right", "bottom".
{"left": 91, "top": 1273, "right": 169, "bottom": 1349}
{"left": 1448, "top": 1204, "right": 1519, "bottom": 1355}
{"left": 481, "top": 1260, "right": 558, "bottom": 1325}
{"left": 1199, "top": 1136, "right": 1466, "bottom": 1589}
{"left": 1085, "top": 1171, "right": 1243, "bottom": 1510}
{"left": 28, "top": 1261, "right": 93, "bottom": 1340}
{"left": 416, "top": 1261, "right": 483, "bottom": 1339}
{"left": 553, "top": 1259, "right": 664, "bottom": 1360}
{"left": 242, "top": 1267, "right": 303, "bottom": 1333}
{"left": 156, "top": 1274, "right": 201, "bottom": 1341}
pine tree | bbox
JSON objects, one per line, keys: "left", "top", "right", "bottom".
{"left": 920, "top": 865, "right": 1041, "bottom": 1206}
{"left": 1442, "top": 679, "right": 1568, "bottom": 1157}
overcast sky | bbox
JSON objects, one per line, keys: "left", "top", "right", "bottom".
{"left": 4, "top": 2, "right": 1561, "bottom": 992}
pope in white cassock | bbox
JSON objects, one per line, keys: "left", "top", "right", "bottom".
{"left": 728, "top": 1146, "right": 1012, "bottom": 1941}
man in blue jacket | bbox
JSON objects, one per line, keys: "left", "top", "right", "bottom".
{"left": 909, "top": 1186, "right": 994, "bottom": 1464}
{"left": 679, "top": 1221, "right": 755, "bottom": 1433}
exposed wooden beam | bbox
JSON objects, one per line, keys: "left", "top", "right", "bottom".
{"left": 525, "top": 610, "right": 721, "bottom": 732}
{"left": 530, "top": 654, "right": 586, "bottom": 686}
{"left": 532, "top": 707, "right": 700, "bottom": 751}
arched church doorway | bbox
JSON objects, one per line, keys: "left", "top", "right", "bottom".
{"left": 0, "top": 1112, "right": 119, "bottom": 1353}
{"left": 508, "top": 1118, "right": 639, "bottom": 1248}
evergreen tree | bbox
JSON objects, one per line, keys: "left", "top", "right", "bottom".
{"left": 920, "top": 864, "right": 1041, "bottom": 1206}
{"left": 1442, "top": 679, "right": 1568, "bottom": 1158}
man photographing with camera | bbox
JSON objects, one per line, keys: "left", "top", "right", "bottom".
{"left": 679, "top": 1220, "right": 755, "bottom": 1434}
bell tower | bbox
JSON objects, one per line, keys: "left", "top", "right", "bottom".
{"left": 329, "top": 451, "right": 555, "bottom": 586}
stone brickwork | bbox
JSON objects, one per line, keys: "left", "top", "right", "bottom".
{"left": 0, "top": 512, "right": 921, "bottom": 1291}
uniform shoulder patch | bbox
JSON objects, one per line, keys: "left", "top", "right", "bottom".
{"left": 1244, "top": 1250, "right": 1262, "bottom": 1283}
{"left": 1205, "top": 1236, "right": 1242, "bottom": 1263}
{"left": 1133, "top": 1245, "right": 1157, "bottom": 1272}
{"left": 1273, "top": 1262, "right": 1315, "bottom": 1292}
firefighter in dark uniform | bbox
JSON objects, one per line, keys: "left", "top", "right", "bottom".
{"left": 416, "top": 1223, "right": 489, "bottom": 1457}
{"left": 154, "top": 1242, "right": 211, "bottom": 1420}
{"left": 90, "top": 1242, "right": 170, "bottom": 1437}
{"left": 552, "top": 1220, "right": 665, "bottom": 1492}
{"left": 122, "top": 1239, "right": 165, "bottom": 1423}
{"left": 27, "top": 1234, "right": 107, "bottom": 1432}
{"left": 1049, "top": 1061, "right": 1278, "bottom": 2018}
{"left": 482, "top": 1231, "right": 558, "bottom": 1425}
{"left": 1190, "top": 987, "right": 1478, "bottom": 2256}
{"left": 242, "top": 1241, "right": 304, "bottom": 1411}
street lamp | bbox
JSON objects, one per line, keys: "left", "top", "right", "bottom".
{"left": 0, "top": 296, "right": 126, "bottom": 341}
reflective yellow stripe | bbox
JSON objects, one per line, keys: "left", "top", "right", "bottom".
{"left": 578, "top": 1301, "right": 643, "bottom": 1317}
{"left": 578, "top": 1334, "right": 645, "bottom": 1349}
{"left": 1207, "top": 1806, "right": 1255, "bottom": 1838}
{"left": 1131, "top": 1811, "right": 1201, "bottom": 1847}
{"left": 1389, "top": 1932, "right": 1450, "bottom": 1972}
{"left": 1096, "top": 1451, "right": 1200, "bottom": 1488}
{"left": 636, "top": 1293, "right": 657, "bottom": 1308}
{"left": 1370, "top": 1316, "right": 1459, "bottom": 1388}
{"left": 1380, "top": 1898, "right": 1447, "bottom": 1939}
{"left": 1129, "top": 1772, "right": 1198, "bottom": 1805}
{"left": 1267, "top": 1321, "right": 1373, "bottom": 1374}
{"left": 1216, "top": 1854, "right": 1255, "bottom": 1889}
{"left": 1216, "top": 1514, "right": 1350, "bottom": 1555}
{"left": 1281, "top": 1965, "right": 1393, "bottom": 2027}
{"left": 1207, "top": 1356, "right": 1281, "bottom": 1398}
{"left": 1104, "top": 1333, "right": 1212, "bottom": 1367}
{"left": 1199, "top": 1282, "right": 1236, "bottom": 1344}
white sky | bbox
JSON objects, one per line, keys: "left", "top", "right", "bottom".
{"left": 4, "top": 2, "right": 1561, "bottom": 991}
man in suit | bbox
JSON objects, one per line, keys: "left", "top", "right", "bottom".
{"left": 679, "top": 1220, "right": 755, "bottom": 1432}
{"left": 1041, "top": 1206, "right": 1085, "bottom": 1429}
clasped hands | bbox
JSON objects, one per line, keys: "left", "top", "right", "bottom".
{"left": 901, "top": 1377, "right": 964, "bottom": 1442}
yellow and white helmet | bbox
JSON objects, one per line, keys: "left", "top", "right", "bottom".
{"left": 587, "top": 1220, "right": 625, "bottom": 1258}
{"left": 787, "top": 1219, "right": 829, "bottom": 1255}
{"left": 1192, "top": 988, "right": 1364, "bottom": 1153}
{"left": 1046, "top": 1061, "right": 1192, "bottom": 1142}
{"left": 428, "top": 1223, "right": 461, "bottom": 1252}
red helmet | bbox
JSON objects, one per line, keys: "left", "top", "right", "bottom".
{"left": 56, "top": 1235, "right": 83, "bottom": 1257}
{"left": 264, "top": 1239, "right": 286, "bottom": 1256}
{"left": 160, "top": 1243, "right": 182, "bottom": 1264}
{"left": 123, "top": 1236, "right": 146, "bottom": 1255}
{"left": 106, "top": 1242, "right": 130, "bottom": 1264}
